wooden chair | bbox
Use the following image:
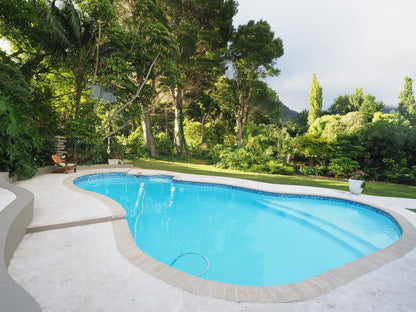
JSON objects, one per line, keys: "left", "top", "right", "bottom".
{"left": 52, "top": 155, "right": 77, "bottom": 174}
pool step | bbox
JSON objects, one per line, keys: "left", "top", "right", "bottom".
{"left": 259, "top": 199, "right": 379, "bottom": 256}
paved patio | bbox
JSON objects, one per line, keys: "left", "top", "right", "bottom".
{"left": 7, "top": 167, "right": 416, "bottom": 311}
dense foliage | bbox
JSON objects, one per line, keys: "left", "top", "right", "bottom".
{"left": 0, "top": 0, "right": 415, "bottom": 185}
{"left": 0, "top": 64, "right": 42, "bottom": 177}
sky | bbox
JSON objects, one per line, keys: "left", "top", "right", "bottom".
{"left": 233, "top": 0, "right": 416, "bottom": 112}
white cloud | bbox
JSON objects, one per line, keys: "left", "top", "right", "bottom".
{"left": 234, "top": 0, "right": 416, "bottom": 112}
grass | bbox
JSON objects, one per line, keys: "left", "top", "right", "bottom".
{"left": 133, "top": 158, "right": 416, "bottom": 199}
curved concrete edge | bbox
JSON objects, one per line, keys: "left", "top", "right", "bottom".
{"left": 67, "top": 169, "right": 416, "bottom": 303}
{"left": 0, "top": 172, "right": 42, "bottom": 312}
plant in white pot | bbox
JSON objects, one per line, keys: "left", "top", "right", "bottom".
{"left": 348, "top": 170, "right": 366, "bottom": 195}
{"left": 108, "top": 154, "right": 120, "bottom": 165}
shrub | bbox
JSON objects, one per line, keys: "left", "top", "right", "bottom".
{"left": 295, "top": 134, "right": 334, "bottom": 166}
{"left": 299, "top": 165, "right": 327, "bottom": 176}
{"left": 328, "top": 157, "right": 359, "bottom": 178}
{"left": 126, "top": 128, "right": 147, "bottom": 158}
{"left": 0, "top": 64, "right": 43, "bottom": 177}
{"left": 266, "top": 161, "right": 295, "bottom": 175}
{"left": 155, "top": 132, "right": 175, "bottom": 156}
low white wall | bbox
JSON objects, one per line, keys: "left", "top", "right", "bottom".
{"left": 0, "top": 172, "right": 41, "bottom": 311}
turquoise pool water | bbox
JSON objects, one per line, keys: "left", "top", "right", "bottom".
{"left": 74, "top": 173, "right": 402, "bottom": 286}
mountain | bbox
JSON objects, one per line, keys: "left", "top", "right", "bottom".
{"left": 383, "top": 106, "right": 398, "bottom": 113}
{"left": 281, "top": 104, "right": 299, "bottom": 121}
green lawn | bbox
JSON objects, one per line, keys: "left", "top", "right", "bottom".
{"left": 133, "top": 158, "right": 416, "bottom": 199}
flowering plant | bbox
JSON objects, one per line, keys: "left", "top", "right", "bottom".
{"left": 110, "top": 154, "right": 120, "bottom": 159}
{"left": 350, "top": 169, "right": 365, "bottom": 180}
{"left": 350, "top": 169, "right": 366, "bottom": 190}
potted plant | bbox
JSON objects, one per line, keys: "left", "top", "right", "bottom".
{"left": 348, "top": 170, "right": 365, "bottom": 195}
{"left": 108, "top": 154, "right": 120, "bottom": 165}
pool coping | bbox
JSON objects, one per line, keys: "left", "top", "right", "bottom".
{"left": 64, "top": 169, "right": 416, "bottom": 303}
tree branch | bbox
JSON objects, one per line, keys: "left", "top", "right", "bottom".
{"left": 101, "top": 52, "right": 160, "bottom": 131}
{"left": 102, "top": 123, "right": 131, "bottom": 141}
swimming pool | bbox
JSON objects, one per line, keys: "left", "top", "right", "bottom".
{"left": 74, "top": 172, "right": 402, "bottom": 286}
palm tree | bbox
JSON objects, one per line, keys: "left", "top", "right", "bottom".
{"left": 47, "top": 0, "right": 97, "bottom": 117}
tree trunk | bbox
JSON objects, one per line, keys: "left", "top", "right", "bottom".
{"left": 174, "top": 88, "right": 186, "bottom": 156}
{"left": 200, "top": 105, "right": 213, "bottom": 143}
{"left": 165, "top": 105, "right": 169, "bottom": 139}
{"left": 141, "top": 106, "right": 157, "bottom": 158}
{"left": 223, "top": 123, "right": 233, "bottom": 147}
{"left": 235, "top": 110, "right": 243, "bottom": 148}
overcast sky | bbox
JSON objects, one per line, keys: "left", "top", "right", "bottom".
{"left": 233, "top": 0, "right": 416, "bottom": 112}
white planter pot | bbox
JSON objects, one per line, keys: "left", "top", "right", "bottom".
{"left": 348, "top": 178, "right": 364, "bottom": 195}
{"left": 108, "top": 159, "right": 119, "bottom": 165}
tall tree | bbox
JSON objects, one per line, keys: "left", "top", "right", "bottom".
{"left": 46, "top": 0, "right": 98, "bottom": 118}
{"left": 162, "top": 0, "right": 238, "bottom": 155}
{"left": 329, "top": 95, "right": 351, "bottom": 115}
{"left": 229, "top": 19, "right": 284, "bottom": 147}
{"left": 349, "top": 87, "right": 364, "bottom": 112}
{"left": 0, "top": 0, "right": 53, "bottom": 79}
{"left": 1, "top": 0, "right": 100, "bottom": 161}
{"left": 99, "top": 0, "right": 180, "bottom": 157}
{"left": 398, "top": 76, "right": 416, "bottom": 124}
{"left": 307, "top": 73, "right": 322, "bottom": 126}
{"left": 247, "top": 81, "right": 283, "bottom": 125}
{"left": 359, "top": 93, "right": 384, "bottom": 121}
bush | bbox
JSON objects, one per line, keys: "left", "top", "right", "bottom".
{"left": 63, "top": 111, "right": 106, "bottom": 164}
{"left": 0, "top": 64, "right": 42, "bottom": 177}
{"left": 125, "top": 128, "right": 147, "bottom": 158}
{"left": 381, "top": 158, "right": 416, "bottom": 185}
{"left": 299, "top": 165, "right": 327, "bottom": 176}
{"left": 295, "top": 134, "right": 334, "bottom": 166}
{"left": 155, "top": 132, "right": 175, "bottom": 156}
{"left": 266, "top": 161, "right": 295, "bottom": 175}
{"left": 328, "top": 157, "right": 359, "bottom": 178}
{"left": 214, "top": 145, "right": 294, "bottom": 175}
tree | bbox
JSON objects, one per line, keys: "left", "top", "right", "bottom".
{"left": 248, "top": 81, "right": 283, "bottom": 125}
{"left": 229, "top": 19, "right": 284, "bottom": 147}
{"left": 1, "top": 0, "right": 101, "bottom": 162}
{"left": 398, "top": 76, "right": 416, "bottom": 124}
{"left": 359, "top": 93, "right": 384, "bottom": 121}
{"left": 44, "top": 1, "right": 99, "bottom": 118}
{"left": 0, "top": 64, "right": 42, "bottom": 177}
{"left": 357, "top": 113, "right": 408, "bottom": 177}
{"left": 296, "top": 134, "right": 334, "bottom": 166}
{"left": 0, "top": 0, "right": 53, "bottom": 79}
{"left": 329, "top": 95, "right": 351, "bottom": 115}
{"left": 349, "top": 87, "right": 364, "bottom": 111}
{"left": 309, "top": 112, "right": 365, "bottom": 142}
{"left": 307, "top": 73, "right": 322, "bottom": 126}
{"left": 97, "top": 0, "right": 180, "bottom": 158}
{"left": 296, "top": 109, "right": 309, "bottom": 134}
{"left": 162, "top": 0, "right": 238, "bottom": 155}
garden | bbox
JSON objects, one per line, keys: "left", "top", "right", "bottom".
{"left": 1, "top": 0, "right": 415, "bottom": 191}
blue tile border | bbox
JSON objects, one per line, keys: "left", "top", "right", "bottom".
{"left": 73, "top": 172, "right": 403, "bottom": 235}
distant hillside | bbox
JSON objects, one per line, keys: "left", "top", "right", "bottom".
{"left": 281, "top": 104, "right": 299, "bottom": 121}
{"left": 383, "top": 106, "right": 398, "bottom": 113}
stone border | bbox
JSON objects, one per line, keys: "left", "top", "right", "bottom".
{"left": 0, "top": 172, "right": 42, "bottom": 312}
{"left": 65, "top": 169, "right": 416, "bottom": 303}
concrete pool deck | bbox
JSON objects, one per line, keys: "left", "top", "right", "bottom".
{"left": 7, "top": 167, "right": 416, "bottom": 311}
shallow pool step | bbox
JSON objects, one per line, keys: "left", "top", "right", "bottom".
{"left": 259, "top": 199, "right": 379, "bottom": 256}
